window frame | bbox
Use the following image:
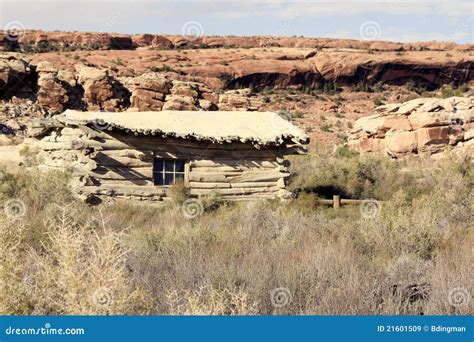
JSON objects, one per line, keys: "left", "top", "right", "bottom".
{"left": 152, "top": 157, "right": 188, "bottom": 187}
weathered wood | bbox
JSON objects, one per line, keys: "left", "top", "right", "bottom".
{"left": 222, "top": 194, "right": 277, "bottom": 201}
{"left": 97, "top": 179, "right": 154, "bottom": 186}
{"left": 60, "top": 127, "right": 85, "bottom": 136}
{"left": 188, "top": 172, "right": 242, "bottom": 182}
{"left": 88, "top": 166, "right": 153, "bottom": 180}
{"left": 28, "top": 119, "right": 63, "bottom": 138}
{"left": 95, "top": 133, "right": 283, "bottom": 159}
{"left": 190, "top": 187, "right": 280, "bottom": 196}
{"left": 109, "top": 132, "right": 280, "bottom": 152}
{"left": 188, "top": 182, "right": 231, "bottom": 189}
{"left": 190, "top": 166, "right": 278, "bottom": 173}
{"left": 77, "top": 125, "right": 115, "bottom": 140}
{"left": 333, "top": 195, "right": 341, "bottom": 209}
{"left": 229, "top": 182, "right": 277, "bottom": 188}
{"left": 190, "top": 159, "right": 279, "bottom": 168}
{"left": 226, "top": 171, "right": 290, "bottom": 183}
{"left": 97, "top": 149, "right": 154, "bottom": 161}
{"left": 280, "top": 145, "right": 308, "bottom": 155}
{"left": 91, "top": 153, "right": 153, "bottom": 168}
{"left": 80, "top": 184, "right": 165, "bottom": 197}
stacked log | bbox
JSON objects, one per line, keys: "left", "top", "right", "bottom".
{"left": 31, "top": 123, "right": 292, "bottom": 203}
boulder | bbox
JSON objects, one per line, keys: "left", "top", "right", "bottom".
{"left": 350, "top": 96, "right": 473, "bottom": 158}
{"left": 35, "top": 61, "right": 68, "bottom": 111}
{"left": 0, "top": 55, "right": 33, "bottom": 99}
{"left": 385, "top": 131, "right": 417, "bottom": 155}
{"left": 415, "top": 126, "right": 464, "bottom": 151}
{"left": 409, "top": 111, "right": 455, "bottom": 130}
{"left": 348, "top": 136, "right": 386, "bottom": 153}
{"left": 396, "top": 98, "right": 427, "bottom": 115}
{"left": 170, "top": 81, "right": 199, "bottom": 98}
{"left": 130, "top": 73, "right": 171, "bottom": 111}
{"left": 353, "top": 115, "right": 411, "bottom": 137}
{"left": 131, "top": 89, "right": 165, "bottom": 111}
{"left": 162, "top": 95, "right": 198, "bottom": 111}
{"left": 77, "top": 66, "right": 129, "bottom": 111}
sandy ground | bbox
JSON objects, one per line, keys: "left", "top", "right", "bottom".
{"left": 0, "top": 145, "right": 23, "bottom": 172}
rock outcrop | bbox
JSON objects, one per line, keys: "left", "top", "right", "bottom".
{"left": 130, "top": 73, "right": 171, "bottom": 111}
{"left": 12, "top": 30, "right": 474, "bottom": 52}
{"left": 218, "top": 89, "right": 263, "bottom": 111}
{"left": 348, "top": 97, "right": 474, "bottom": 158}
{"left": 35, "top": 61, "right": 68, "bottom": 112}
{"left": 0, "top": 54, "right": 34, "bottom": 99}
{"left": 77, "top": 66, "right": 130, "bottom": 111}
{"left": 162, "top": 81, "right": 218, "bottom": 111}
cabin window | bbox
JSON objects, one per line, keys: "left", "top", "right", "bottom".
{"left": 153, "top": 158, "right": 185, "bottom": 186}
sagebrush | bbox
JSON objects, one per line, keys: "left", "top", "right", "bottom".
{"left": 0, "top": 150, "right": 472, "bottom": 315}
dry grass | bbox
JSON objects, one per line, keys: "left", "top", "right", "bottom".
{"left": 0, "top": 150, "right": 472, "bottom": 316}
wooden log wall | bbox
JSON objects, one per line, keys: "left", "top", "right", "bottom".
{"left": 33, "top": 125, "right": 293, "bottom": 202}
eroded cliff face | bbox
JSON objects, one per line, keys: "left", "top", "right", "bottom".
{"left": 1, "top": 30, "right": 473, "bottom": 92}
{"left": 348, "top": 97, "right": 474, "bottom": 158}
{"left": 0, "top": 32, "right": 473, "bottom": 156}
{"left": 2, "top": 29, "right": 473, "bottom": 52}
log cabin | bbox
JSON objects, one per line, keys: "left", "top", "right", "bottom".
{"left": 28, "top": 110, "right": 309, "bottom": 203}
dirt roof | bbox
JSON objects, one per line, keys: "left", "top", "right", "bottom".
{"left": 56, "top": 110, "right": 309, "bottom": 146}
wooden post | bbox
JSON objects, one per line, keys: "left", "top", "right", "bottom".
{"left": 333, "top": 195, "right": 341, "bottom": 209}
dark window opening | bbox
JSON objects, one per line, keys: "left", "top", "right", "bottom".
{"left": 153, "top": 158, "right": 185, "bottom": 186}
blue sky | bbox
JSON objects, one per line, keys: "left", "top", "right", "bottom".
{"left": 1, "top": 0, "right": 473, "bottom": 43}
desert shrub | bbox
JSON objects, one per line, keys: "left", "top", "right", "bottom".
{"left": 323, "top": 81, "right": 338, "bottom": 95}
{"left": 320, "top": 124, "right": 332, "bottom": 132}
{"left": 166, "top": 285, "right": 258, "bottom": 315}
{"left": 166, "top": 179, "right": 189, "bottom": 205}
{"left": 0, "top": 158, "right": 472, "bottom": 315}
{"left": 288, "top": 146, "right": 434, "bottom": 200}
{"left": 0, "top": 173, "right": 154, "bottom": 314}
{"left": 351, "top": 82, "right": 370, "bottom": 92}
{"left": 373, "top": 95, "right": 385, "bottom": 106}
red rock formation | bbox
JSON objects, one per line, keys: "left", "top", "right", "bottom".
{"left": 77, "top": 66, "right": 129, "bottom": 111}
{"left": 35, "top": 61, "right": 68, "bottom": 111}
{"left": 348, "top": 97, "right": 473, "bottom": 157}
